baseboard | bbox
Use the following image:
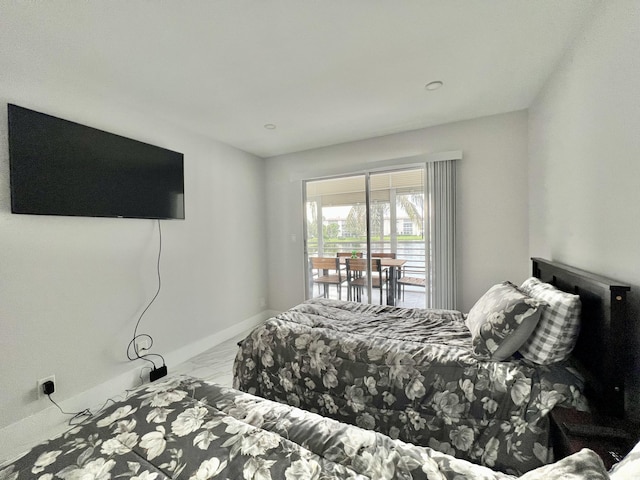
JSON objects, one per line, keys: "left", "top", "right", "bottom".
{"left": 0, "top": 309, "right": 275, "bottom": 467}
{"left": 162, "top": 309, "right": 277, "bottom": 367}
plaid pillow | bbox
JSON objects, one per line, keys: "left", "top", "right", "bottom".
{"left": 465, "top": 282, "right": 544, "bottom": 360}
{"left": 518, "top": 277, "right": 581, "bottom": 364}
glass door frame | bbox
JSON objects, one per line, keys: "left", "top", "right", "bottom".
{"left": 303, "top": 163, "right": 426, "bottom": 306}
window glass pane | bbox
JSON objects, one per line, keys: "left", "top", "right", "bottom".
{"left": 304, "top": 167, "right": 426, "bottom": 307}
{"left": 305, "top": 175, "right": 366, "bottom": 258}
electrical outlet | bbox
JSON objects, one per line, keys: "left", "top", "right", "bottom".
{"left": 135, "top": 337, "right": 150, "bottom": 352}
{"left": 37, "top": 375, "right": 56, "bottom": 399}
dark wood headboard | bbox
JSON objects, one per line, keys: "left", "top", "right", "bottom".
{"left": 532, "top": 258, "right": 631, "bottom": 418}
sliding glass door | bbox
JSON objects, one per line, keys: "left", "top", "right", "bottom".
{"left": 303, "top": 167, "right": 426, "bottom": 307}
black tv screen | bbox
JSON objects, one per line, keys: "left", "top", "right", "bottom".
{"left": 8, "top": 104, "right": 185, "bottom": 219}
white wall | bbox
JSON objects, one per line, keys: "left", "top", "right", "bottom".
{"left": 529, "top": 0, "right": 640, "bottom": 419}
{"left": 0, "top": 87, "right": 268, "bottom": 439}
{"left": 265, "top": 110, "right": 530, "bottom": 313}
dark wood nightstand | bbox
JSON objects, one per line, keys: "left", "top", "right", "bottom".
{"left": 550, "top": 407, "right": 638, "bottom": 469}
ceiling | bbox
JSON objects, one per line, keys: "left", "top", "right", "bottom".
{"left": 0, "top": 1, "right": 599, "bottom": 158}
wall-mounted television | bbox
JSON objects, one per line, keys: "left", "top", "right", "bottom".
{"left": 8, "top": 104, "right": 185, "bottom": 220}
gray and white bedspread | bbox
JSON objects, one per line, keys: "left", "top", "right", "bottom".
{"left": 233, "top": 298, "right": 588, "bottom": 475}
{"left": 2, "top": 376, "right": 609, "bottom": 480}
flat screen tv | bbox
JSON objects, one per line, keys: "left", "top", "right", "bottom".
{"left": 8, "top": 104, "right": 185, "bottom": 219}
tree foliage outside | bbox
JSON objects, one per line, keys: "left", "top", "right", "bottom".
{"left": 306, "top": 201, "right": 318, "bottom": 239}
{"left": 324, "top": 223, "right": 339, "bottom": 238}
{"left": 345, "top": 193, "right": 423, "bottom": 239}
{"left": 307, "top": 192, "right": 423, "bottom": 242}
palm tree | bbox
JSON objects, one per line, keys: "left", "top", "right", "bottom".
{"left": 398, "top": 193, "right": 424, "bottom": 235}
{"left": 346, "top": 193, "right": 423, "bottom": 239}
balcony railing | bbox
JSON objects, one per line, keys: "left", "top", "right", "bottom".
{"left": 308, "top": 239, "right": 425, "bottom": 272}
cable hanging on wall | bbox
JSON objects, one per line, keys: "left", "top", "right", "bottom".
{"left": 127, "top": 220, "right": 166, "bottom": 374}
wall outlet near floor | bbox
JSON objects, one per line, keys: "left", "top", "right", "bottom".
{"left": 37, "top": 375, "right": 56, "bottom": 399}
{"left": 259, "top": 297, "right": 267, "bottom": 308}
{"left": 135, "top": 337, "right": 150, "bottom": 352}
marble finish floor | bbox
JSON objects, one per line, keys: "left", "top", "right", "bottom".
{"left": 170, "top": 331, "right": 246, "bottom": 386}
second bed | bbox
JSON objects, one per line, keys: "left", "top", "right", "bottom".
{"left": 234, "top": 259, "right": 630, "bottom": 474}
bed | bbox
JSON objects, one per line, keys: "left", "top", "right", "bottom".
{"left": 233, "top": 258, "right": 631, "bottom": 474}
{"left": 2, "top": 375, "right": 624, "bottom": 480}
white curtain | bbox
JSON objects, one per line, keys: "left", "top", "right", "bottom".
{"left": 425, "top": 160, "right": 457, "bottom": 309}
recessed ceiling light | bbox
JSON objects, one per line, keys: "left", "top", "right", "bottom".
{"left": 425, "top": 81, "right": 444, "bottom": 91}
{"left": 264, "top": 123, "right": 276, "bottom": 130}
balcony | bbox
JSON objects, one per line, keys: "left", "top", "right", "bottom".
{"left": 308, "top": 239, "right": 427, "bottom": 308}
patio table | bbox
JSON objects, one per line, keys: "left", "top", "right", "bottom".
{"left": 338, "top": 256, "right": 406, "bottom": 306}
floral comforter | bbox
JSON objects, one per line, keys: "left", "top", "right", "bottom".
{"left": 233, "top": 299, "right": 588, "bottom": 475}
{"left": 2, "top": 376, "right": 609, "bottom": 480}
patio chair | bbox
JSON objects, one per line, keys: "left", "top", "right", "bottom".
{"left": 346, "top": 258, "right": 387, "bottom": 305}
{"left": 310, "top": 257, "right": 345, "bottom": 300}
{"left": 397, "top": 267, "right": 426, "bottom": 300}
{"left": 336, "top": 251, "right": 363, "bottom": 275}
{"left": 371, "top": 252, "right": 399, "bottom": 298}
